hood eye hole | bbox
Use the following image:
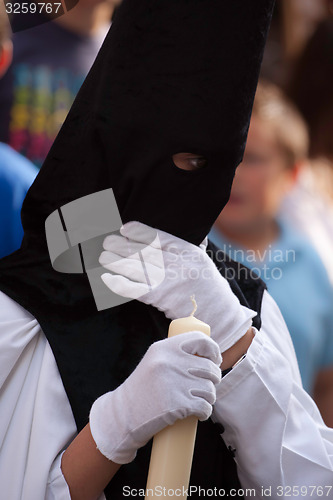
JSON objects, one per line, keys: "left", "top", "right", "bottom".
{"left": 172, "top": 152, "right": 208, "bottom": 171}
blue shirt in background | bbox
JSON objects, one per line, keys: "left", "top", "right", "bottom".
{"left": 0, "top": 143, "right": 37, "bottom": 258}
{"left": 209, "top": 219, "right": 333, "bottom": 394}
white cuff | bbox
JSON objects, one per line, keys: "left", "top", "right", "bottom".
{"left": 46, "top": 452, "right": 71, "bottom": 500}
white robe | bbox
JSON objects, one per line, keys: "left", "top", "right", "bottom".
{"left": 0, "top": 290, "right": 332, "bottom": 499}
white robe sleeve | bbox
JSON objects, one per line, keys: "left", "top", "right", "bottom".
{"left": 0, "top": 292, "right": 106, "bottom": 500}
{"left": 212, "top": 290, "right": 333, "bottom": 497}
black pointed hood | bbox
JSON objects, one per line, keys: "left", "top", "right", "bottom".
{"left": 0, "top": 1, "right": 273, "bottom": 497}
{"left": 21, "top": 0, "right": 274, "bottom": 246}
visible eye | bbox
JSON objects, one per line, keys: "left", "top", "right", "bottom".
{"left": 172, "top": 152, "right": 208, "bottom": 171}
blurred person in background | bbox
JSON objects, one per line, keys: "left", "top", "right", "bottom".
{"left": 0, "top": 4, "right": 37, "bottom": 258}
{"left": 261, "top": 0, "right": 331, "bottom": 86}
{"left": 0, "top": 0, "right": 121, "bottom": 168}
{"left": 210, "top": 81, "right": 333, "bottom": 426}
{"left": 281, "top": 15, "right": 333, "bottom": 283}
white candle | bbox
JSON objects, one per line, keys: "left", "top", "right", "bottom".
{"left": 145, "top": 297, "right": 210, "bottom": 499}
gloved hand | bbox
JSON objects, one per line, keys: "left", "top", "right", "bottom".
{"left": 99, "top": 221, "right": 256, "bottom": 353}
{"left": 89, "top": 331, "right": 222, "bottom": 464}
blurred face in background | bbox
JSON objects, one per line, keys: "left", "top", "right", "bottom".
{"left": 217, "top": 115, "right": 297, "bottom": 235}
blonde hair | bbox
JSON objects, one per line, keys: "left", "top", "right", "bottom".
{"left": 252, "top": 81, "right": 309, "bottom": 167}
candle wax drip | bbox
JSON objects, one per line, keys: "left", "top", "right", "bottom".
{"left": 190, "top": 295, "right": 197, "bottom": 317}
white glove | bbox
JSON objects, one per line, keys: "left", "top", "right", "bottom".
{"left": 99, "top": 221, "right": 256, "bottom": 353}
{"left": 89, "top": 331, "right": 222, "bottom": 464}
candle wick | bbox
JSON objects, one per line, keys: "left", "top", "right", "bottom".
{"left": 190, "top": 295, "right": 197, "bottom": 317}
